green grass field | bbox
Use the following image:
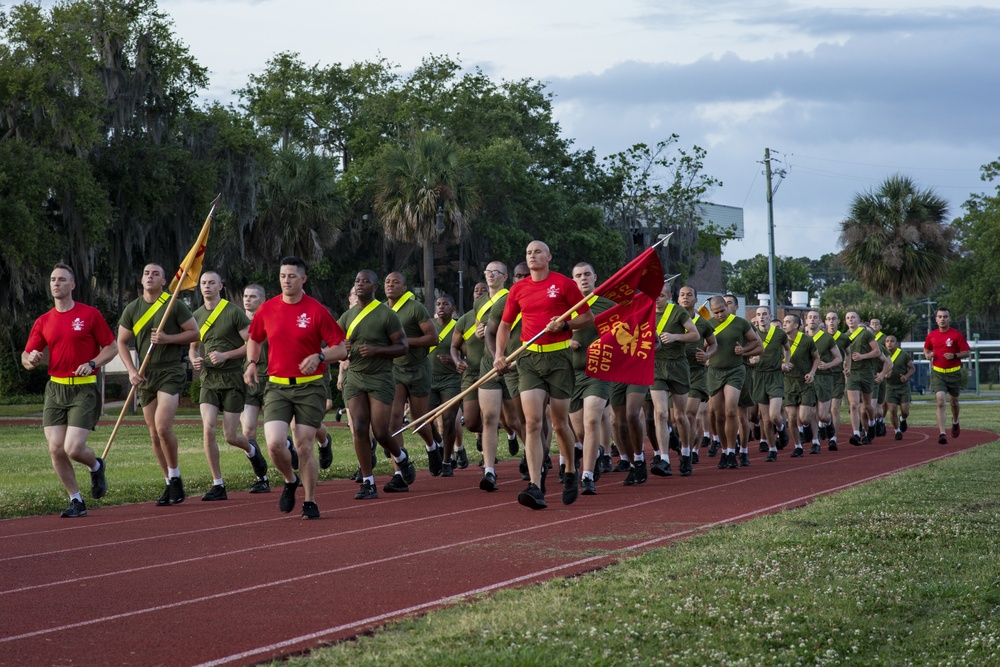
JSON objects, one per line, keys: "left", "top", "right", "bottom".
{"left": 2, "top": 403, "right": 998, "bottom": 666}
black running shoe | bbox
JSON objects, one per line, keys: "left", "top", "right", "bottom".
{"left": 397, "top": 448, "right": 417, "bottom": 484}
{"left": 441, "top": 462, "right": 454, "bottom": 477}
{"left": 479, "top": 471, "right": 498, "bottom": 492}
{"left": 849, "top": 434, "right": 862, "bottom": 447}
{"left": 594, "top": 445, "right": 605, "bottom": 483}
{"left": 633, "top": 460, "right": 648, "bottom": 484}
{"left": 287, "top": 437, "right": 299, "bottom": 470}
{"left": 753, "top": 423, "right": 761, "bottom": 442}
{"left": 612, "top": 459, "right": 631, "bottom": 473}
{"left": 250, "top": 443, "right": 270, "bottom": 477}
{"left": 691, "top": 451, "right": 699, "bottom": 465}
{"left": 562, "top": 470, "right": 579, "bottom": 505}
{"left": 279, "top": 475, "right": 300, "bottom": 512}
{"left": 475, "top": 432, "right": 483, "bottom": 452}
{"left": 540, "top": 457, "right": 549, "bottom": 494}
{"left": 861, "top": 435, "right": 871, "bottom": 445}
{"left": 894, "top": 431, "right": 903, "bottom": 440}
{"left": 335, "top": 408, "right": 344, "bottom": 422}
{"left": 708, "top": 440, "right": 720, "bottom": 457}
{"left": 384, "top": 473, "right": 409, "bottom": 493}
{"left": 518, "top": 483, "right": 547, "bottom": 510}
{"left": 90, "top": 457, "right": 107, "bottom": 499}
{"left": 790, "top": 447, "right": 804, "bottom": 458}
{"left": 428, "top": 447, "right": 443, "bottom": 477}
{"left": 802, "top": 425, "right": 813, "bottom": 443}
{"left": 668, "top": 429, "right": 681, "bottom": 453}
{"left": 765, "top": 450, "right": 777, "bottom": 462}
{"left": 809, "top": 443, "right": 821, "bottom": 455}
{"left": 758, "top": 441, "right": 768, "bottom": 453}
{"left": 60, "top": 498, "right": 87, "bottom": 518}
{"left": 581, "top": 476, "right": 596, "bottom": 495}
{"left": 828, "top": 439, "right": 838, "bottom": 451}
{"left": 728, "top": 453, "right": 740, "bottom": 469}
{"left": 610, "top": 443, "right": 620, "bottom": 458}
{"left": 717, "top": 452, "right": 729, "bottom": 469}
{"left": 519, "top": 455, "right": 530, "bottom": 480}
{"left": 249, "top": 478, "right": 271, "bottom": 494}
{"left": 318, "top": 435, "right": 333, "bottom": 470}
{"left": 866, "top": 424, "right": 876, "bottom": 441}
{"left": 777, "top": 427, "right": 789, "bottom": 449}
{"left": 623, "top": 467, "right": 637, "bottom": 486}
{"left": 701, "top": 435, "right": 710, "bottom": 449}
{"left": 876, "top": 421, "right": 886, "bottom": 438}
{"left": 600, "top": 453, "right": 613, "bottom": 474}
{"left": 455, "top": 447, "right": 469, "bottom": 469}
{"left": 900, "top": 418, "right": 908, "bottom": 433}
{"left": 168, "top": 476, "right": 185, "bottom": 504}
{"left": 155, "top": 484, "right": 171, "bottom": 506}
{"left": 508, "top": 433, "right": 520, "bottom": 456}
{"left": 558, "top": 463, "right": 566, "bottom": 484}
{"left": 952, "top": 422, "right": 960, "bottom": 438}
{"left": 301, "top": 501, "right": 319, "bottom": 520}
{"left": 350, "top": 467, "right": 362, "bottom": 482}
{"left": 370, "top": 438, "right": 378, "bottom": 467}
{"left": 739, "top": 452, "right": 750, "bottom": 467}
{"left": 649, "top": 455, "right": 672, "bottom": 477}
{"left": 355, "top": 480, "right": 378, "bottom": 500}
{"left": 938, "top": 433, "right": 948, "bottom": 445}
{"left": 201, "top": 484, "right": 227, "bottom": 501}
{"left": 679, "top": 455, "right": 692, "bottom": 477}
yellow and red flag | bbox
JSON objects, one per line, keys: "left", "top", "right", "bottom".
{"left": 169, "top": 196, "right": 217, "bottom": 292}
{"left": 584, "top": 246, "right": 665, "bottom": 385}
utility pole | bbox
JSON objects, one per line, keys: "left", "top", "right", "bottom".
{"left": 764, "top": 148, "right": 777, "bottom": 314}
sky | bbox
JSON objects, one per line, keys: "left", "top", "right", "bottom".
{"left": 156, "top": 1, "right": 1000, "bottom": 263}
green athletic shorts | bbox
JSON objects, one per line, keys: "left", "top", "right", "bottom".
{"left": 876, "top": 378, "right": 887, "bottom": 403}
{"left": 199, "top": 370, "right": 246, "bottom": 413}
{"left": 342, "top": 368, "right": 395, "bottom": 406}
{"left": 652, "top": 358, "right": 690, "bottom": 395}
{"left": 707, "top": 365, "right": 746, "bottom": 396}
{"left": 885, "top": 382, "right": 912, "bottom": 406}
{"left": 571, "top": 372, "right": 611, "bottom": 413}
{"left": 751, "top": 369, "right": 784, "bottom": 405}
{"left": 517, "top": 348, "right": 574, "bottom": 400}
{"left": 846, "top": 369, "right": 874, "bottom": 395}
{"left": 429, "top": 374, "right": 461, "bottom": 410}
{"left": 393, "top": 360, "right": 432, "bottom": 397}
{"left": 930, "top": 369, "right": 963, "bottom": 397}
{"left": 138, "top": 363, "right": 186, "bottom": 407}
{"left": 688, "top": 363, "right": 708, "bottom": 401}
{"left": 262, "top": 380, "right": 327, "bottom": 428}
{"left": 503, "top": 364, "right": 521, "bottom": 399}
{"left": 43, "top": 381, "right": 101, "bottom": 430}
{"left": 610, "top": 381, "right": 649, "bottom": 407}
{"left": 244, "top": 375, "right": 268, "bottom": 407}
{"left": 461, "top": 367, "right": 481, "bottom": 403}
{"left": 831, "top": 371, "right": 845, "bottom": 400}
{"left": 479, "top": 355, "right": 511, "bottom": 397}
{"left": 813, "top": 373, "right": 834, "bottom": 403}
{"left": 783, "top": 376, "right": 816, "bottom": 407}
{"left": 739, "top": 368, "right": 755, "bottom": 407}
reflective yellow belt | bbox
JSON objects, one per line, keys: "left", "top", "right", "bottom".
{"left": 50, "top": 375, "right": 97, "bottom": 385}
{"left": 269, "top": 374, "right": 323, "bottom": 385}
{"left": 932, "top": 365, "right": 961, "bottom": 373}
{"left": 525, "top": 340, "right": 571, "bottom": 353}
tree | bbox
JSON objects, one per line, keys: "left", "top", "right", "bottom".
{"left": 944, "top": 158, "right": 1000, "bottom": 315}
{"left": 839, "top": 174, "right": 954, "bottom": 303}
{"left": 601, "top": 137, "right": 723, "bottom": 278}
{"left": 723, "top": 254, "right": 812, "bottom": 305}
{"left": 375, "top": 131, "right": 481, "bottom": 311}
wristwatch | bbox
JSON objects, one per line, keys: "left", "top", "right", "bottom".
{"left": 318, "top": 352, "right": 325, "bottom": 363}
{"left": 87, "top": 360, "right": 96, "bottom": 370}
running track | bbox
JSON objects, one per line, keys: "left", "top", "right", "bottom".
{"left": 0, "top": 427, "right": 994, "bottom": 667}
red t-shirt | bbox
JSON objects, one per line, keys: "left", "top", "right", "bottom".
{"left": 502, "top": 271, "right": 588, "bottom": 346}
{"left": 923, "top": 327, "right": 970, "bottom": 371}
{"left": 248, "top": 294, "right": 345, "bottom": 378}
{"left": 24, "top": 302, "right": 115, "bottom": 378}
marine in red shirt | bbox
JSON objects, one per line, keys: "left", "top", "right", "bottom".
{"left": 21, "top": 264, "right": 118, "bottom": 518}
{"left": 244, "top": 256, "right": 346, "bottom": 519}
{"left": 922, "top": 307, "right": 970, "bottom": 444}
{"left": 495, "top": 240, "right": 592, "bottom": 510}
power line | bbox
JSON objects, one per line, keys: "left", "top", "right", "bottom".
{"left": 788, "top": 153, "right": 982, "bottom": 173}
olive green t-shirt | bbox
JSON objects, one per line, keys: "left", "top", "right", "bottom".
{"left": 754, "top": 324, "right": 788, "bottom": 372}
{"left": 847, "top": 327, "right": 877, "bottom": 374}
{"left": 119, "top": 292, "right": 195, "bottom": 366}
{"left": 708, "top": 315, "right": 753, "bottom": 370}
{"left": 193, "top": 300, "right": 250, "bottom": 374}
{"left": 338, "top": 301, "right": 403, "bottom": 376}
{"left": 811, "top": 329, "right": 839, "bottom": 375}
{"left": 886, "top": 349, "right": 912, "bottom": 385}
{"left": 390, "top": 294, "right": 432, "bottom": 368}
{"left": 455, "top": 310, "right": 485, "bottom": 369}
{"left": 785, "top": 330, "right": 818, "bottom": 377}
{"left": 686, "top": 314, "right": 713, "bottom": 368}
{"left": 654, "top": 303, "right": 693, "bottom": 362}
{"left": 430, "top": 317, "right": 460, "bottom": 379}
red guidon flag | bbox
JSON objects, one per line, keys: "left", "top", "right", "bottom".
{"left": 169, "top": 201, "right": 214, "bottom": 292}
{"left": 585, "top": 246, "right": 664, "bottom": 385}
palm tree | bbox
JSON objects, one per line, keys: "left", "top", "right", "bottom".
{"left": 839, "top": 174, "right": 954, "bottom": 303}
{"left": 375, "top": 132, "right": 481, "bottom": 311}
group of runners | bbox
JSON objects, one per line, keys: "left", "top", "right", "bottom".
{"left": 22, "top": 245, "right": 973, "bottom": 518}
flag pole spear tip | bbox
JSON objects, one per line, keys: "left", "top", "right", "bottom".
{"left": 665, "top": 273, "right": 681, "bottom": 283}
{"left": 651, "top": 232, "right": 673, "bottom": 249}
{"left": 210, "top": 193, "right": 222, "bottom": 207}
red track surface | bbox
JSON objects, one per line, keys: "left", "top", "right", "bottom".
{"left": 1, "top": 427, "right": 994, "bottom": 667}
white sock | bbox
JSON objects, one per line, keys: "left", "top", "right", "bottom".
{"left": 485, "top": 466, "right": 495, "bottom": 476}
{"left": 582, "top": 470, "right": 594, "bottom": 480}
{"left": 213, "top": 477, "right": 224, "bottom": 486}
{"left": 70, "top": 492, "right": 82, "bottom": 502}
{"left": 425, "top": 442, "right": 437, "bottom": 452}
{"left": 681, "top": 446, "right": 691, "bottom": 456}
{"left": 168, "top": 467, "right": 180, "bottom": 478}
{"left": 364, "top": 475, "right": 374, "bottom": 485}
{"left": 394, "top": 450, "right": 408, "bottom": 463}
{"left": 89, "top": 461, "right": 101, "bottom": 472}
{"left": 246, "top": 443, "right": 256, "bottom": 458}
